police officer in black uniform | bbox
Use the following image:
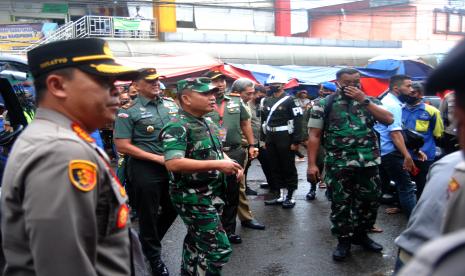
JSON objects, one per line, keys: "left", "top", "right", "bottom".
{"left": 261, "top": 74, "right": 304, "bottom": 208}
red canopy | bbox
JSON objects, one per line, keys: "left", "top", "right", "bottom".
{"left": 115, "top": 54, "right": 222, "bottom": 79}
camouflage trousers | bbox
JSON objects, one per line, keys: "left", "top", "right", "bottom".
{"left": 172, "top": 196, "right": 232, "bottom": 276}
{"left": 325, "top": 165, "right": 381, "bottom": 238}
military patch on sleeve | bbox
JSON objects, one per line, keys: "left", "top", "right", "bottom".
{"left": 117, "top": 204, "right": 129, "bottom": 229}
{"left": 68, "top": 160, "right": 98, "bottom": 192}
{"left": 448, "top": 177, "right": 460, "bottom": 194}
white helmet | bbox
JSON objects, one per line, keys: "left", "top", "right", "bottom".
{"left": 265, "top": 73, "right": 289, "bottom": 85}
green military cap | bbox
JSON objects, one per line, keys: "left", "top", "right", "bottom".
{"left": 27, "top": 38, "right": 138, "bottom": 80}
{"left": 177, "top": 77, "right": 219, "bottom": 93}
{"left": 135, "top": 68, "right": 161, "bottom": 81}
{"left": 204, "top": 70, "right": 226, "bottom": 80}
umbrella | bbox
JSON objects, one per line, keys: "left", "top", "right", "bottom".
{"left": 359, "top": 56, "right": 433, "bottom": 81}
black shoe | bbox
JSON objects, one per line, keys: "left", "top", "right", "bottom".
{"left": 352, "top": 234, "right": 383, "bottom": 252}
{"left": 241, "top": 219, "right": 265, "bottom": 230}
{"left": 150, "top": 260, "right": 169, "bottom": 276}
{"left": 228, "top": 234, "right": 242, "bottom": 244}
{"left": 245, "top": 187, "right": 258, "bottom": 196}
{"left": 306, "top": 190, "right": 316, "bottom": 201}
{"left": 333, "top": 238, "right": 351, "bottom": 261}
{"left": 260, "top": 183, "right": 270, "bottom": 189}
{"left": 282, "top": 197, "right": 296, "bottom": 209}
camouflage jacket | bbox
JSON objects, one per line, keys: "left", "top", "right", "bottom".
{"left": 307, "top": 92, "right": 381, "bottom": 167}
{"left": 160, "top": 109, "right": 226, "bottom": 205}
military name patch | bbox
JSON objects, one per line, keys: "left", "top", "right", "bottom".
{"left": 117, "top": 204, "right": 129, "bottom": 229}
{"left": 69, "top": 160, "right": 97, "bottom": 192}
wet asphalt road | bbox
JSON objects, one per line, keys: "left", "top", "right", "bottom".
{"left": 159, "top": 158, "right": 408, "bottom": 276}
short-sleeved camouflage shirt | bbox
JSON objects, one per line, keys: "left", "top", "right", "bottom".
{"left": 161, "top": 109, "right": 226, "bottom": 205}
{"left": 307, "top": 93, "right": 381, "bottom": 167}
{"left": 113, "top": 95, "right": 178, "bottom": 154}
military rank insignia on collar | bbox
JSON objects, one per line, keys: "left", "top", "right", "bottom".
{"left": 68, "top": 160, "right": 98, "bottom": 192}
{"left": 117, "top": 204, "right": 129, "bottom": 229}
{"left": 71, "top": 123, "right": 95, "bottom": 143}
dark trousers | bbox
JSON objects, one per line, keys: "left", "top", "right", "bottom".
{"left": 221, "top": 147, "right": 246, "bottom": 235}
{"left": 381, "top": 152, "right": 417, "bottom": 217}
{"left": 244, "top": 146, "right": 274, "bottom": 187}
{"left": 412, "top": 159, "right": 433, "bottom": 199}
{"left": 265, "top": 131, "right": 298, "bottom": 191}
{"left": 127, "top": 158, "right": 178, "bottom": 263}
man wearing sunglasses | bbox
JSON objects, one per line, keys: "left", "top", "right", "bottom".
{"left": 114, "top": 68, "right": 178, "bottom": 276}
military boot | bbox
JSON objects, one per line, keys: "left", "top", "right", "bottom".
{"left": 282, "top": 189, "right": 296, "bottom": 209}
{"left": 264, "top": 189, "right": 285, "bottom": 205}
{"left": 333, "top": 237, "right": 351, "bottom": 261}
{"left": 352, "top": 233, "right": 383, "bottom": 252}
{"left": 306, "top": 182, "right": 317, "bottom": 200}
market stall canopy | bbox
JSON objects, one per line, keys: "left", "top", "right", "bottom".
{"left": 115, "top": 54, "right": 222, "bottom": 79}
{"left": 361, "top": 56, "right": 433, "bottom": 80}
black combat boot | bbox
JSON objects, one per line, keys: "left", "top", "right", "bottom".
{"left": 306, "top": 182, "right": 317, "bottom": 200}
{"left": 282, "top": 189, "right": 296, "bottom": 209}
{"left": 352, "top": 233, "right": 383, "bottom": 252}
{"left": 333, "top": 237, "right": 351, "bottom": 261}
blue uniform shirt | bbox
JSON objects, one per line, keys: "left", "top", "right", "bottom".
{"left": 402, "top": 102, "right": 444, "bottom": 160}
{"left": 374, "top": 92, "right": 403, "bottom": 156}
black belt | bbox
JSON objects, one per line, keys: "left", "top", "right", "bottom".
{"left": 223, "top": 144, "right": 241, "bottom": 152}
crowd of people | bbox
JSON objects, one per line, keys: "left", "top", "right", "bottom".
{"left": 1, "top": 36, "right": 465, "bottom": 276}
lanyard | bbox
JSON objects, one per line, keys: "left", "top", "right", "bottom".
{"left": 215, "top": 100, "right": 226, "bottom": 126}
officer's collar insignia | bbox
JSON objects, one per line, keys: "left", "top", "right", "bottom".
{"left": 117, "top": 204, "right": 129, "bottom": 228}
{"left": 69, "top": 160, "right": 97, "bottom": 192}
{"left": 448, "top": 177, "right": 460, "bottom": 194}
{"left": 71, "top": 123, "right": 95, "bottom": 143}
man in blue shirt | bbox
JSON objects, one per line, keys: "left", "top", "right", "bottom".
{"left": 402, "top": 82, "right": 444, "bottom": 198}
{"left": 375, "top": 75, "right": 422, "bottom": 217}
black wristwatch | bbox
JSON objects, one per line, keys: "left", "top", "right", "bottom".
{"left": 361, "top": 98, "right": 371, "bottom": 106}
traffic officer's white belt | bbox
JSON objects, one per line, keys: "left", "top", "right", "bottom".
{"left": 266, "top": 125, "right": 289, "bottom": 132}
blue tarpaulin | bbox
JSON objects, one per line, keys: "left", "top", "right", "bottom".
{"left": 229, "top": 59, "right": 433, "bottom": 85}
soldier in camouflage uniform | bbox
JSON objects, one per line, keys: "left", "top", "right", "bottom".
{"left": 161, "top": 78, "right": 243, "bottom": 276}
{"left": 307, "top": 68, "right": 393, "bottom": 261}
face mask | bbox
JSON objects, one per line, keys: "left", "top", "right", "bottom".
{"left": 269, "top": 86, "right": 280, "bottom": 94}
{"left": 398, "top": 94, "right": 418, "bottom": 105}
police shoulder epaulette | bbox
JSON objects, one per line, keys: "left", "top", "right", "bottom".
{"left": 229, "top": 93, "right": 240, "bottom": 97}
{"left": 121, "top": 102, "right": 136, "bottom": 110}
